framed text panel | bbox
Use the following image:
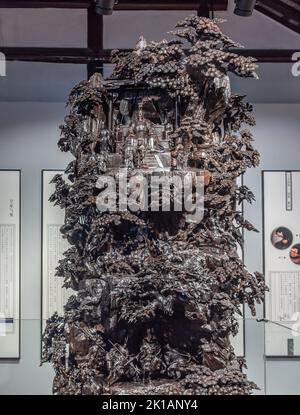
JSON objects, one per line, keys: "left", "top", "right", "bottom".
{"left": 230, "top": 174, "right": 245, "bottom": 358}
{"left": 0, "top": 170, "right": 21, "bottom": 359}
{"left": 263, "top": 171, "right": 300, "bottom": 356}
{"left": 42, "top": 170, "right": 73, "bottom": 332}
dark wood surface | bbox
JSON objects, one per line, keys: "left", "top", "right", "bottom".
{"left": 2, "top": 47, "right": 297, "bottom": 64}
{"left": 0, "top": 0, "right": 228, "bottom": 10}
{"left": 0, "top": 0, "right": 90, "bottom": 7}
{"left": 256, "top": 0, "right": 300, "bottom": 34}
{"left": 0, "top": 0, "right": 298, "bottom": 75}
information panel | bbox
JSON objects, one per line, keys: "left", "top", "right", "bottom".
{"left": 230, "top": 175, "right": 245, "bottom": 357}
{"left": 0, "top": 170, "right": 20, "bottom": 359}
{"left": 42, "top": 171, "right": 72, "bottom": 329}
{"left": 263, "top": 171, "right": 300, "bottom": 356}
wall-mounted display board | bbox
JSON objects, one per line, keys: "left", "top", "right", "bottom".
{"left": 263, "top": 171, "right": 300, "bottom": 356}
{"left": 230, "top": 174, "right": 245, "bottom": 358}
{"left": 0, "top": 170, "right": 20, "bottom": 359}
{"left": 42, "top": 170, "right": 73, "bottom": 331}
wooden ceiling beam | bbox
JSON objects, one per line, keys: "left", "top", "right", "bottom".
{"left": 87, "top": 4, "right": 103, "bottom": 52}
{"left": 256, "top": 0, "right": 300, "bottom": 34}
{"left": 0, "top": 0, "right": 229, "bottom": 10}
{"left": 115, "top": 1, "right": 228, "bottom": 11}
{"left": 0, "top": 1, "right": 90, "bottom": 8}
{"left": 2, "top": 47, "right": 297, "bottom": 64}
{"left": 87, "top": 4, "right": 103, "bottom": 77}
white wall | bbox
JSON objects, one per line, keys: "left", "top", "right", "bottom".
{"left": 0, "top": 102, "right": 300, "bottom": 394}
{"left": 245, "top": 104, "right": 300, "bottom": 395}
{"left": 0, "top": 103, "right": 70, "bottom": 395}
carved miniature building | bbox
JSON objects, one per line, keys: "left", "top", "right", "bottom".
{"left": 42, "top": 16, "right": 266, "bottom": 395}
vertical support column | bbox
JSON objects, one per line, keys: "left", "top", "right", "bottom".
{"left": 197, "top": 0, "right": 210, "bottom": 17}
{"left": 210, "top": 0, "right": 215, "bottom": 19}
{"left": 87, "top": 3, "right": 104, "bottom": 78}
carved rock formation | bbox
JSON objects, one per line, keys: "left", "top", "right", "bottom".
{"left": 42, "top": 16, "right": 266, "bottom": 395}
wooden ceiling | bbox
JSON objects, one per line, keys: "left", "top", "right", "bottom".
{"left": 0, "top": 0, "right": 298, "bottom": 73}
{"left": 0, "top": 1, "right": 299, "bottom": 33}
{"left": 257, "top": 0, "right": 300, "bottom": 34}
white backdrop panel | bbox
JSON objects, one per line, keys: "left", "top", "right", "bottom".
{"left": 0, "top": 170, "right": 20, "bottom": 359}
{"left": 42, "top": 171, "right": 73, "bottom": 328}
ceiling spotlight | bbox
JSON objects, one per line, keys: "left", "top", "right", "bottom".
{"left": 95, "top": 0, "right": 117, "bottom": 15}
{"left": 234, "top": 0, "right": 257, "bottom": 17}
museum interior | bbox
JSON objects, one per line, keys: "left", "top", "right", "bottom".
{"left": 0, "top": 0, "right": 300, "bottom": 397}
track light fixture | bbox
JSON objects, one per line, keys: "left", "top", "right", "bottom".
{"left": 95, "top": 0, "right": 117, "bottom": 16}
{"left": 234, "top": 0, "right": 257, "bottom": 17}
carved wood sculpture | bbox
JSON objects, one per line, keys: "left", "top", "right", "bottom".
{"left": 42, "top": 16, "right": 266, "bottom": 395}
